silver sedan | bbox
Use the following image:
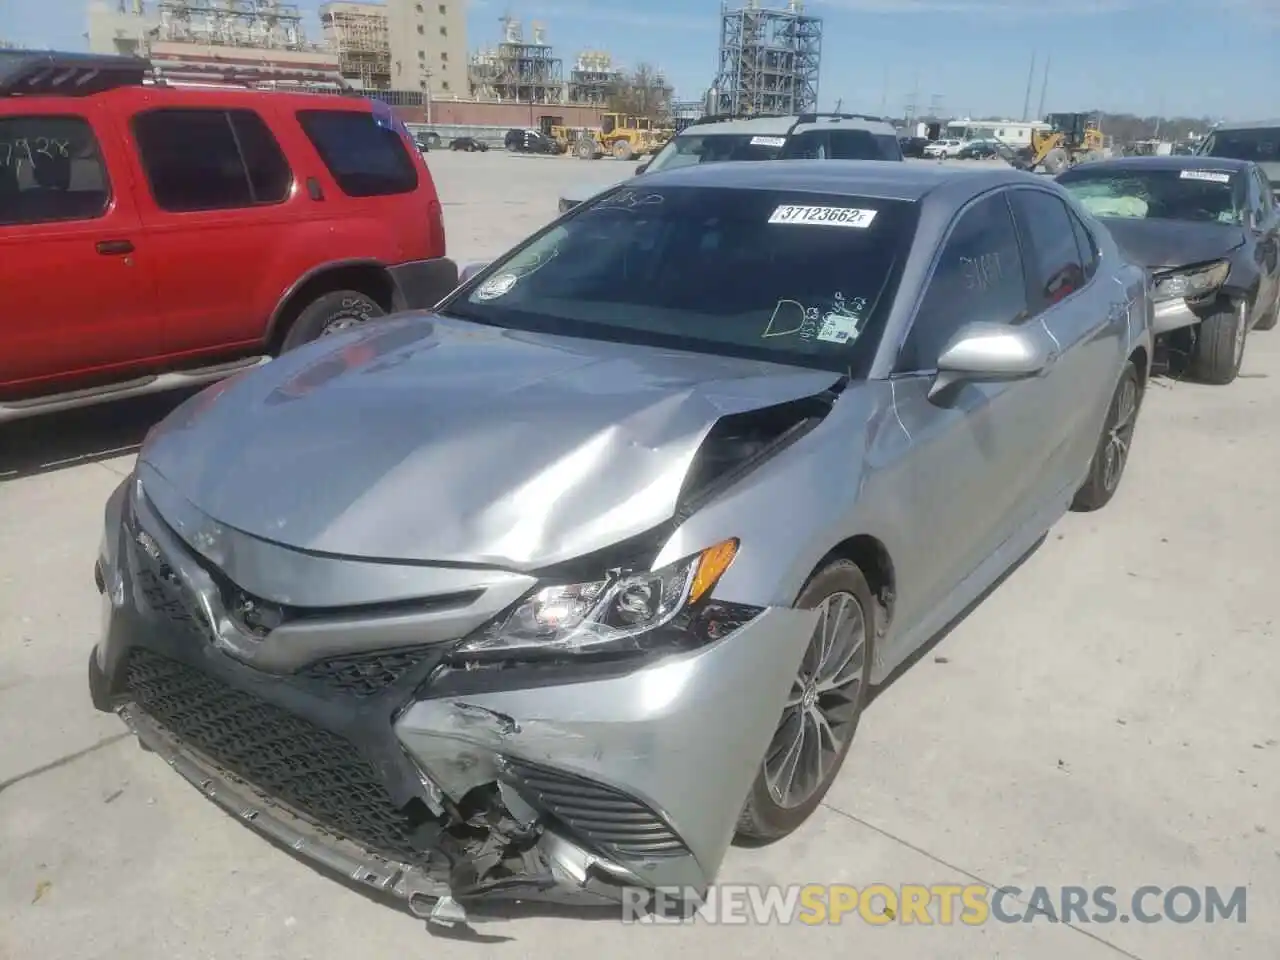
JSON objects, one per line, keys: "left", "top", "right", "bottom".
{"left": 89, "top": 160, "right": 1152, "bottom": 924}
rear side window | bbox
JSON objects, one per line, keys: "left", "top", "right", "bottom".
{"left": 0, "top": 115, "right": 110, "bottom": 225}
{"left": 1067, "top": 207, "right": 1099, "bottom": 282}
{"left": 1008, "top": 189, "right": 1086, "bottom": 307}
{"left": 296, "top": 109, "right": 418, "bottom": 197}
{"left": 133, "top": 108, "right": 292, "bottom": 212}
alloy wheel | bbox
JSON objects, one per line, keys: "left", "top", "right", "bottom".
{"left": 763, "top": 591, "right": 867, "bottom": 809}
{"left": 1101, "top": 375, "right": 1139, "bottom": 492}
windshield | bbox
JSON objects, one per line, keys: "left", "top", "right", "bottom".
{"left": 779, "top": 129, "right": 902, "bottom": 160}
{"left": 646, "top": 132, "right": 784, "bottom": 173}
{"left": 1057, "top": 167, "right": 1244, "bottom": 225}
{"left": 1199, "top": 127, "right": 1279, "bottom": 164}
{"left": 442, "top": 185, "right": 918, "bottom": 375}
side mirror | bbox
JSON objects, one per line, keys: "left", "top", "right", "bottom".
{"left": 635, "top": 160, "right": 651, "bottom": 175}
{"left": 929, "top": 321, "right": 1052, "bottom": 400}
{"left": 458, "top": 261, "right": 490, "bottom": 285}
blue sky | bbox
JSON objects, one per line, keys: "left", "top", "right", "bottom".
{"left": 4, "top": 0, "right": 1275, "bottom": 119}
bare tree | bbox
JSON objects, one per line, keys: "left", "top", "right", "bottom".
{"left": 606, "top": 64, "right": 673, "bottom": 120}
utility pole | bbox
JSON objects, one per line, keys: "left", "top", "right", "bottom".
{"left": 1021, "top": 52, "right": 1036, "bottom": 122}
{"left": 1036, "top": 54, "right": 1051, "bottom": 119}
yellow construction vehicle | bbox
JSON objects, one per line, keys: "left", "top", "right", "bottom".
{"left": 575, "top": 113, "right": 669, "bottom": 160}
{"left": 537, "top": 115, "right": 576, "bottom": 154}
{"left": 1029, "top": 113, "right": 1105, "bottom": 173}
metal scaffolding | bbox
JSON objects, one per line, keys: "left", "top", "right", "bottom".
{"left": 468, "top": 17, "right": 563, "bottom": 103}
{"left": 319, "top": 3, "right": 390, "bottom": 89}
{"left": 710, "top": 0, "right": 822, "bottom": 117}
{"left": 568, "top": 50, "right": 619, "bottom": 105}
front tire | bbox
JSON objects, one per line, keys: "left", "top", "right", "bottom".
{"left": 1071, "top": 361, "right": 1142, "bottom": 512}
{"left": 736, "top": 560, "right": 874, "bottom": 843}
{"left": 1189, "top": 299, "right": 1248, "bottom": 384}
{"left": 280, "top": 290, "right": 384, "bottom": 352}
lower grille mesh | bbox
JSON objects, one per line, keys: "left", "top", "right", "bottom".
{"left": 124, "top": 648, "right": 424, "bottom": 862}
{"left": 301, "top": 648, "right": 437, "bottom": 698}
{"left": 501, "top": 757, "right": 689, "bottom": 860}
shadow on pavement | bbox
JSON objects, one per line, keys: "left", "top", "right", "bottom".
{"left": 0, "top": 390, "right": 196, "bottom": 482}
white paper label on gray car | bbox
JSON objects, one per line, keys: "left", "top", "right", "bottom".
{"left": 474, "top": 273, "right": 518, "bottom": 300}
{"left": 1179, "top": 170, "right": 1231, "bottom": 183}
{"left": 768, "top": 205, "right": 878, "bottom": 228}
{"left": 816, "top": 313, "right": 861, "bottom": 343}
{"left": 750, "top": 136, "right": 787, "bottom": 147}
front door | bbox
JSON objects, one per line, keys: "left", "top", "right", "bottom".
{"left": 886, "top": 189, "right": 1054, "bottom": 639}
{"left": 0, "top": 103, "right": 158, "bottom": 391}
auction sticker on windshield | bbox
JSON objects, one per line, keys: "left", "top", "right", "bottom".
{"left": 751, "top": 136, "right": 787, "bottom": 147}
{"left": 768, "top": 205, "right": 878, "bottom": 228}
{"left": 1179, "top": 170, "right": 1231, "bottom": 183}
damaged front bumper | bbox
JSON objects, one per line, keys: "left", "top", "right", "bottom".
{"left": 90, "top": 478, "right": 814, "bottom": 922}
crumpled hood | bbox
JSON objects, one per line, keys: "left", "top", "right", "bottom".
{"left": 1100, "top": 217, "right": 1245, "bottom": 272}
{"left": 140, "top": 313, "right": 839, "bottom": 569}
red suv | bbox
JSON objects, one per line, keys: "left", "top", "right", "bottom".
{"left": 0, "top": 51, "right": 455, "bottom": 422}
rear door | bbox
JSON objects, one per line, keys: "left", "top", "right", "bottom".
{"left": 1248, "top": 165, "right": 1279, "bottom": 318}
{"left": 123, "top": 100, "right": 300, "bottom": 354}
{"left": 0, "top": 101, "right": 158, "bottom": 389}
{"left": 1008, "top": 187, "right": 1124, "bottom": 497}
{"left": 888, "top": 190, "right": 1053, "bottom": 629}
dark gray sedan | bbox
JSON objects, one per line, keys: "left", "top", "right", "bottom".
{"left": 90, "top": 161, "right": 1152, "bottom": 925}
{"left": 1058, "top": 155, "right": 1280, "bottom": 384}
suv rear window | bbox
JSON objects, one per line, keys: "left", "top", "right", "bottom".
{"left": 297, "top": 109, "right": 418, "bottom": 197}
{"left": 647, "top": 133, "right": 784, "bottom": 173}
{"left": 1199, "top": 127, "right": 1279, "bottom": 164}
{"left": 133, "top": 108, "right": 292, "bottom": 212}
{"left": 781, "top": 129, "right": 903, "bottom": 161}
{"left": 0, "top": 115, "right": 109, "bottom": 225}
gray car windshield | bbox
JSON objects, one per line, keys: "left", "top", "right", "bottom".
{"left": 646, "top": 133, "right": 784, "bottom": 173}
{"left": 1058, "top": 168, "right": 1243, "bottom": 225}
{"left": 443, "top": 186, "right": 917, "bottom": 375}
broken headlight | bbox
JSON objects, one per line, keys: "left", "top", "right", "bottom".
{"left": 1151, "top": 260, "right": 1229, "bottom": 303}
{"left": 455, "top": 539, "right": 740, "bottom": 659}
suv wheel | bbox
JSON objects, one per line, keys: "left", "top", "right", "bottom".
{"left": 281, "top": 290, "right": 384, "bottom": 352}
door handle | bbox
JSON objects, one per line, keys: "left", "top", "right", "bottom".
{"left": 96, "top": 239, "right": 134, "bottom": 255}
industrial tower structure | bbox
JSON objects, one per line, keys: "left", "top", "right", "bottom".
{"left": 468, "top": 17, "right": 564, "bottom": 103}
{"left": 710, "top": 0, "right": 822, "bottom": 117}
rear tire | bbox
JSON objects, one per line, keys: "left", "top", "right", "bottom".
{"left": 612, "top": 140, "right": 634, "bottom": 161}
{"left": 280, "top": 290, "right": 384, "bottom": 352}
{"left": 1189, "top": 299, "right": 1248, "bottom": 384}
{"left": 1071, "top": 361, "right": 1141, "bottom": 512}
{"left": 575, "top": 138, "right": 597, "bottom": 160}
{"left": 736, "top": 560, "right": 874, "bottom": 843}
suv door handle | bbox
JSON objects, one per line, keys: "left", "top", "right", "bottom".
{"left": 96, "top": 239, "right": 134, "bottom": 255}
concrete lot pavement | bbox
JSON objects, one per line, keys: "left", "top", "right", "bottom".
{"left": 1, "top": 151, "right": 1277, "bottom": 959}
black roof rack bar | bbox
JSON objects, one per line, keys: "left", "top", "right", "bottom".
{"left": 0, "top": 50, "right": 149, "bottom": 98}
{"left": 794, "top": 112, "right": 890, "bottom": 125}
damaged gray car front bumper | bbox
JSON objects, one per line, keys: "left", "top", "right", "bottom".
{"left": 89, "top": 476, "right": 815, "bottom": 921}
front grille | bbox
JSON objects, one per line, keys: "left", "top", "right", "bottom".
{"left": 501, "top": 757, "right": 688, "bottom": 860}
{"left": 131, "top": 534, "right": 209, "bottom": 642}
{"left": 125, "top": 648, "right": 426, "bottom": 862}
{"left": 301, "top": 647, "right": 437, "bottom": 698}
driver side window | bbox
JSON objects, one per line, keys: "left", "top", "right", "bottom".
{"left": 896, "top": 192, "right": 1029, "bottom": 373}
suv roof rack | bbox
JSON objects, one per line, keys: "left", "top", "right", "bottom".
{"left": 686, "top": 112, "right": 790, "bottom": 127}
{"left": 794, "top": 112, "right": 891, "bottom": 126}
{"left": 0, "top": 50, "right": 149, "bottom": 98}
